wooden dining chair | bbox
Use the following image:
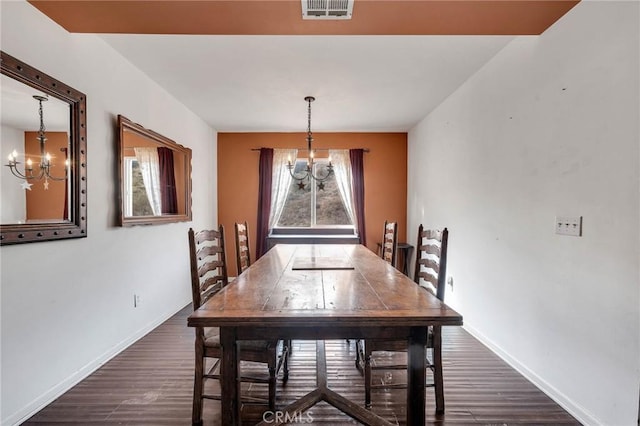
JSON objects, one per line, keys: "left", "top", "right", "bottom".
{"left": 188, "top": 226, "right": 289, "bottom": 426}
{"left": 357, "top": 225, "right": 449, "bottom": 414}
{"left": 353, "top": 220, "right": 399, "bottom": 364}
{"left": 381, "top": 220, "right": 398, "bottom": 266}
{"left": 234, "top": 221, "right": 251, "bottom": 275}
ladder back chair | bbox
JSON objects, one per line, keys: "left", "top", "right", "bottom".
{"left": 234, "top": 221, "right": 251, "bottom": 275}
{"left": 188, "top": 226, "right": 289, "bottom": 426}
{"left": 354, "top": 220, "right": 399, "bottom": 364}
{"left": 381, "top": 220, "right": 398, "bottom": 266}
{"left": 357, "top": 225, "right": 449, "bottom": 414}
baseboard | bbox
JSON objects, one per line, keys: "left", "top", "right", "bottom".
{"left": 462, "top": 324, "right": 601, "bottom": 426}
{"left": 3, "top": 300, "right": 190, "bottom": 426}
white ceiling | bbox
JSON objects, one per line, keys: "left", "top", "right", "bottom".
{"left": 1, "top": 74, "right": 70, "bottom": 132}
{"left": 98, "top": 34, "right": 514, "bottom": 132}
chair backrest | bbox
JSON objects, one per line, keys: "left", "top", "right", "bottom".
{"left": 234, "top": 221, "right": 251, "bottom": 274}
{"left": 381, "top": 220, "right": 398, "bottom": 266}
{"left": 413, "top": 225, "right": 448, "bottom": 302}
{"left": 188, "top": 226, "right": 229, "bottom": 310}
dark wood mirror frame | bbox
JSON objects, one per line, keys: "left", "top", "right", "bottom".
{"left": 0, "top": 51, "right": 87, "bottom": 245}
{"left": 117, "top": 115, "right": 192, "bottom": 226}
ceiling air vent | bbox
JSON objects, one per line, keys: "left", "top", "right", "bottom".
{"left": 302, "top": 0, "right": 354, "bottom": 20}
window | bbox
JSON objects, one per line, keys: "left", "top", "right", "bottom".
{"left": 123, "top": 157, "right": 153, "bottom": 217}
{"left": 277, "top": 159, "right": 353, "bottom": 228}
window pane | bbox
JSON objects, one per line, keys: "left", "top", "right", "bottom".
{"left": 315, "top": 161, "right": 352, "bottom": 226}
{"left": 131, "top": 161, "right": 154, "bottom": 216}
{"left": 277, "top": 160, "right": 311, "bottom": 227}
{"left": 276, "top": 159, "right": 354, "bottom": 228}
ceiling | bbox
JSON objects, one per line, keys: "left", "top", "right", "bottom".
{"left": 1, "top": 74, "right": 70, "bottom": 132}
{"left": 28, "top": 0, "right": 579, "bottom": 132}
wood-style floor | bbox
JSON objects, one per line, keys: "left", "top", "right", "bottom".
{"left": 24, "top": 305, "right": 580, "bottom": 425}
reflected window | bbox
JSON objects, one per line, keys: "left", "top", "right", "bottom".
{"left": 123, "top": 157, "right": 153, "bottom": 217}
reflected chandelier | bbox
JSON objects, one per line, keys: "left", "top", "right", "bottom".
{"left": 287, "top": 96, "right": 333, "bottom": 190}
{"left": 6, "top": 95, "right": 68, "bottom": 186}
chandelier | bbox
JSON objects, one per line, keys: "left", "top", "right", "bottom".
{"left": 5, "top": 95, "right": 68, "bottom": 187}
{"left": 287, "top": 96, "right": 333, "bottom": 190}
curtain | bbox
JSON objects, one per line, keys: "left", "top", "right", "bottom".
{"left": 134, "top": 147, "right": 162, "bottom": 215}
{"left": 157, "top": 147, "right": 177, "bottom": 214}
{"left": 329, "top": 149, "right": 357, "bottom": 228}
{"left": 256, "top": 148, "right": 273, "bottom": 258}
{"left": 268, "top": 149, "right": 297, "bottom": 230}
{"left": 62, "top": 147, "right": 68, "bottom": 220}
{"left": 350, "top": 149, "right": 366, "bottom": 246}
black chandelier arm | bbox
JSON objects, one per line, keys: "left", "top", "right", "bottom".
{"left": 5, "top": 162, "right": 67, "bottom": 181}
{"left": 46, "top": 146, "right": 71, "bottom": 180}
{"left": 286, "top": 161, "right": 333, "bottom": 184}
{"left": 287, "top": 162, "right": 310, "bottom": 182}
{"left": 6, "top": 163, "right": 44, "bottom": 180}
{"left": 6, "top": 164, "right": 30, "bottom": 180}
{"left": 41, "top": 164, "right": 69, "bottom": 181}
{"left": 308, "top": 163, "right": 333, "bottom": 182}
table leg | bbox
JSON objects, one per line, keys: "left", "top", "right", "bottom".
{"left": 404, "top": 247, "right": 413, "bottom": 276}
{"left": 220, "top": 327, "right": 240, "bottom": 425}
{"left": 407, "top": 326, "right": 427, "bottom": 426}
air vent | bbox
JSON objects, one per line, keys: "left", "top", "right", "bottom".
{"left": 302, "top": 0, "right": 353, "bottom": 20}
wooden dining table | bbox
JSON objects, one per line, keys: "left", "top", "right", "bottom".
{"left": 187, "top": 244, "right": 463, "bottom": 425}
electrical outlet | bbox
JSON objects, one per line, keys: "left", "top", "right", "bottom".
{"left": 447, "top": 276, "right": 454, "bottom": 290}
{"left": 556, "top": 216, "right": 582, "bottom": 237}
{"left": 134, "top": 294, "right": 141, "bottom": 307}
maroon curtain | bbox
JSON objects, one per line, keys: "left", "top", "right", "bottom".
{"left": 256, "top": 148, "right": 273, "bottom": 258}
{"left": 62, "top": 147, "right": 68, "bottom": 220}
{"left": 158, "top": 147, "right": 178, "bottom": 214}
{"left": 350, "top": 149, "right": 366, "bottom": 246}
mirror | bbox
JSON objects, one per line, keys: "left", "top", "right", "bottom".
{"left": 117, "top": 115, "right": 192, "bottom": 226}
{"left": 0, "top": 51, "right": 87, "bottom": 245}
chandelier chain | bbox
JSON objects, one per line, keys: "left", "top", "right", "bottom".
{"left": 38, "top": 98, "right": 46, "bottom": 136}
{"left": 307, "top": 97, "right": 313, "bottom": 151}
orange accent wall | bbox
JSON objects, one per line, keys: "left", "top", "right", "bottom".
{"left": 218, "top": 132, "right": 407, "bottom": 277}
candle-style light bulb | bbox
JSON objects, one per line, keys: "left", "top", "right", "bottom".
{"left": 45, "top": 153, "right": 51, "bottom": 163}
{"left": 26, "top": 158, "right": 33, "bottom": 169}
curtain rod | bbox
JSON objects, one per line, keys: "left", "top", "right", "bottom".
{"left": 250, "top": 148, "right": 370, "bottom": 152}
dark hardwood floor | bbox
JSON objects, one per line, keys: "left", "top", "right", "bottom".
{"left": 24, "top": 305, "right": 580, "bottom": 425}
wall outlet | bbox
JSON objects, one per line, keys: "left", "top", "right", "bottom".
{"left": 556, "top": 216, "right": 582, "bottom": 237}
{"left": 134, "top": 294, "right": 141, "bottom": 307}
{"left": 447, "top": 276, "right": 454, "bottom": 290}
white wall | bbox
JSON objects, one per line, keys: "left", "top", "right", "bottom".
{"left": 407, "top": 2, "right": 639, "bottom": 425}
{"left": 0, "top": 2, "right": 218, "bottom": 425}
{"left": 0, "top": 126, "right": 27, "bottom": 223}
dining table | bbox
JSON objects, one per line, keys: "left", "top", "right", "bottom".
{"left": 187, "top": 243, "right": 463, "bottom": 425}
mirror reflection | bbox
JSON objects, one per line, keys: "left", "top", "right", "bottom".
{"left": 0, "top": 50, "right": 87, "bottom": 245}
{"left": 117, "top": 115, "right": 192, "bottom": 226}
{"left": 1, "top": 73, "right": 72, "bottom": 224}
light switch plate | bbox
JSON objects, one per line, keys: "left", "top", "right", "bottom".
{"left": 556, "top": 216, "right": 582, "bottom": 237}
